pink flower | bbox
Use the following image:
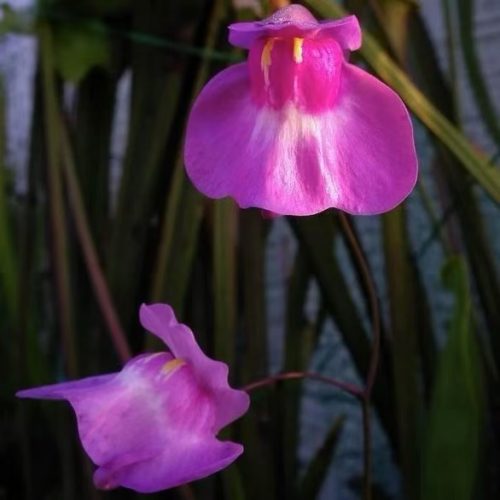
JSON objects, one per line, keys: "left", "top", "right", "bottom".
{"left": 184, "top": 5, "right": 417, "bottom": 215}
{"left": 17, "top": 304, "right": 249, "bottom": 493}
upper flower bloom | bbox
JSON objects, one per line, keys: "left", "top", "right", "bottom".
{"left": 184, "top": 5, "right": 418, "bottom": 215}
{"left": 17, "top": 304, "right": 249, "bottom": 493}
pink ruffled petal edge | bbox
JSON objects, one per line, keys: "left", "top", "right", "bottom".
{"left": 229, "top": 14, "right": 360, "bottom": 51}
{"left": 100, "top": 440, "right": 243, "bottom": 493}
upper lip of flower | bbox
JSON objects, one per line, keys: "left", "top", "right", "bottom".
{"left": 255, "top": 18, "right": 318, "bottom": 27}
{"left": 228, "top": 14, "right": 362, "bottom": 52}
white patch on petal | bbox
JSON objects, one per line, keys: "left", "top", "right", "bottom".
{"left": 249, "top": 104, "right": 342, "bottom": 204}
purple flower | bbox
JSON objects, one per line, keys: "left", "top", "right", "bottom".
{"left": 184, "top": 4, "right": 418, "bottom": 215}
{"left": 17, "top": 304, "right": 249, "bottom": 493}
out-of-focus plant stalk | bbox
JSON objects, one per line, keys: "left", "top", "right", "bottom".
{"left": 59, "top": 120, "right": 131, "bottom": 363}
{"left": 441, "top": 0, "right": 461, "bottom": 121}
{"left": 213, "top": 199, "right": 237, "bottom": 365}
{"left": 383, "top": 207, "right": 422, "bottom": 500}
{"left": 361, "top": 398, "right": 373, "bottom": 500}
{"left": 240, "top": 210, "right": 275, "bottom": 499}
{"left": 1, "top": 72, "right": 34, "bottom": 499}
{"left": 40, "top": 21, "right": 85, "bottom": 499}
{"left": 150, "top": 0, "right": 225, "bottom": 319}
{"left": 455, "top": 0, "right": 500, "bottom": 148}
{"left": 416, "top": 177, "right": 452, "bottom": 255}
{"left": 39, "top": 23, "right": 78, "bottom": 377}
{"left": 298, "top": 415, "right": 346, "bottom": 499}
{"left": 281, "top": 249, "right": 313, "bottom": 496}
{"left": 0, "top": 79, "right": 18, "bottom": 321}
{"left": 106, "top": 0, "right": 189, "bottom": 332}
{"left": 151, "top": 162, "right": 184, "bottom": 303}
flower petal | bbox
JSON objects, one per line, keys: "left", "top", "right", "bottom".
{"left": 318, "top": 15, "right": 361, "bottom": 51}
{"left": 229, "top": 4, "right": 317, "bottom": 49}
{"left": 229, "top": 21, "right": 315, "bottom": 49}
{"left": 16, "top": 374, "right": 116, "bottom": 399}
{"left": 139, "top": 303, "right": 250, "bottom": 431}
{"left": 229, "top": 6, "right": 360, "bottom": 51}
{"left": 18, "top": 352, "right": 245, "bottom": 493}
{"left": 184, "top": 62, "right": 417, "bottom": 215}
{"left": 19, "top": 354, "right": 185, "bottom": 466}
{"left": 68, "top": 355, "right": 176, "bottom": 465}
{"left": 95, "top": 439, "right": 243, "bottom": 493}
{"left": 90, "top": 359, "right": 243, "bottom": 492}
{"left": 314, "top": 63, "right": 418, "bottom": 214}
{"left": 186, "top": 62, "right": 335, "bottom": 214}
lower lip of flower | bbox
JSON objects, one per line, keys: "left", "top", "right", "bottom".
{"left": 248, "top": 35, "right": 344, "bottom": 113}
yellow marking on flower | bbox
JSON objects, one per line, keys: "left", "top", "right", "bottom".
{"left": 261, "top": 38, "right": 275, "bottom": 87}
{"left": 162, "top": 358, "right": 185, "bottom": 374}
{"left": 293, "top": 37, "right": 304, "bottom": 64}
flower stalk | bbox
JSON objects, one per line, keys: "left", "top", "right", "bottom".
{"left": 249, "top": 213, "right": 382, "bottom": 500}
{"left": 243, "top": 370, "right": 364, "bottom": 397}
{"left": 39, "top": 23, "right": 78, "bottom": 377}
{"left": 339, "top": 212, "right": 381, "bottom": 500}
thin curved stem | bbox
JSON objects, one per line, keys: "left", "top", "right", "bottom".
{"left": 338, "top": 212, "right": 381, "bottom": 500}
{"left": 338, "top": 213, "right": 381, "bottom": 396}
{"left": 243, "top": 371, "right": 364, "bottom": 398}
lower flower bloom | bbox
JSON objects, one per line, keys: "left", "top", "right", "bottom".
{"left": 16, "top": 304, "right": 250, "bottom": 493}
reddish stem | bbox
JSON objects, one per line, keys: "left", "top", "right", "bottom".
{"left": 338, "top": 212, "right": 381, "bottom": 500}
{"left": 338, "top": 213, "right": 381, "bottom": 396}
{"left": 243, "top": 371, "right": 364, "bottom": 398}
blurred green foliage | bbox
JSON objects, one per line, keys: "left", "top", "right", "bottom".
{"left": 0, "top": 0, "right": 499, "bottom": 499}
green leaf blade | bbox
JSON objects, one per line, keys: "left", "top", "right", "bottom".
{"left": 53, "top": 21, "right": 111, "bottom": 82}
{"left": 298, "top": 416, "right": 345, "bottom": 500}
{"left": 421, "top": 256, "right": 484, "bottom": 500}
